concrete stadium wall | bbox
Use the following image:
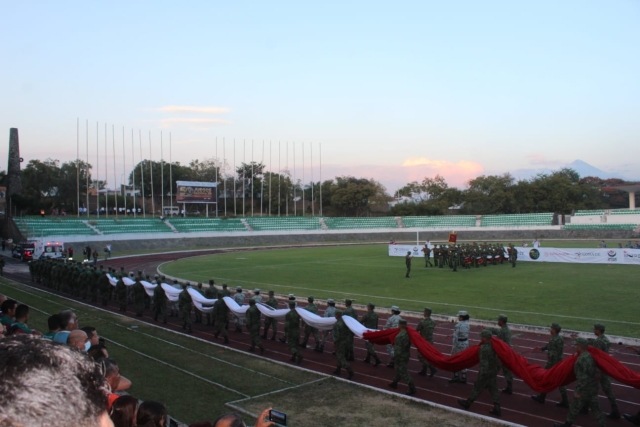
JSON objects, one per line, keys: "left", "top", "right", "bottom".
{"left": 62, "top": 227, "right": 639, "bottom": 253}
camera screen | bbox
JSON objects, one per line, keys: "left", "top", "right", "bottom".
{"left": 269, "top": 409, "right": 287, "bottom": 425}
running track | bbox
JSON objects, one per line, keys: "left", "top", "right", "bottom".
{"left": 5, "top": 248, "right": 640, "bottom": 427}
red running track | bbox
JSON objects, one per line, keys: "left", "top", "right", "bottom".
{"left": 7, "top": 249, "right": 640, "bottom": 427}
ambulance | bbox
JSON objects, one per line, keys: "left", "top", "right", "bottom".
{"left": 34, "top": 241, "right": 65, "bottom": 260}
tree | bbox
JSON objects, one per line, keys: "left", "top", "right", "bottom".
{"left": 329, "top": 176, "right": 388, "bottom": 216}
{"left": 462, "top": 174, "right": 516, "bottom": 215}
{"left": 187, "top": 158, "right": 222, "bottom": 183}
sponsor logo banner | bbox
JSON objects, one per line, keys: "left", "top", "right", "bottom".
{"left": 518, "top": 248, "right": 640, "bottom": 265}
{"left": 623, "top": 250, "right": 640, "bottom": 265}
{"left": 388, "top": 245, "right": 430, "bottom": 258}
{"left": 176, "top": 185, "right": 218, "bottom": 203}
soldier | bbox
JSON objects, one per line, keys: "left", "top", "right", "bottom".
{"left": 509, "top": 243, "right": 518, "bottom": 267}
{"left": 360, "top": 302, "right": 382, "bottom": 366}
{"left": 203, "top": 279, "right": 218, "bottom": 325}
{"left": 450, "top": 246, "right": 459, "bottom": 272}
{"left": 115, "top": 274, "right": 127, "bottom": 312}
{"left": 585, "top": 323, "right": 620, "bottom": 419}
{"left": 233, "top": 286, "right": 246, "bottom": 332}
{"left": 405, "top": 251, "right": 412, "bottom": 278}
{"left": 221, "top": 284, "right": 231, "bottom": 297}
{"left": 449, "top": 310, "right": 470, "bottom": 384}
{"left": 343, "top": 299, "right": 358, "bottom": 361}
{"left": 153, "top": 281, "right": 168, "bottom": 324}
{"left": 213, "top": 293, "right": 229, "bottom": 344}
{"left": 422, "top": 243, "right": 432, "bottom": 267}
{"left": 458, "top": 329, "right": 502, "bottom": 416}
{"left": 132, "top": 274, "right": 146, "bottom": 317}
{"left": 301, "top": 296, "right": 320, "bottom": 351}
{"left": 384, "top": 306, "right": 403, "bottom": 368}
{"left": 332, "top": 310, "right": 355, "bottom": 379}
{"left": 245, "top": 299, "right": 264, "bottom": 354}
{"left": 193, "top": 283, "right": 204, "bottom": 324}
{"left": 416, "top": 307, "right": 438, "bottom": 378}
{"left": 253, "top": 288, "right": 262, "bottom": 304}
{"left": 318, "top": 298, "right": 336, "bottom": 353}
{"left": 388, "top": 319, "right": 416, "bottom": 395}
{"left": 284, "top": 301, "right": 303, "bottom": 364}
{"left": 552, "top": 338, "right": 605, "bottom": 427}
{"left": 490, "top": 314, "right": 513, "bottom": 394}
{"left": 531, "top": 323, "right": 569, "bottom": 407}
{"left": 262, "top": 290, "right": 278, "bottom": 340}
{"left": 178, "top": 282, "right": 192, "bottom": 333}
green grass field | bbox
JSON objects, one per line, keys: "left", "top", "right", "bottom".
{"left": 160, "top": 244, "right": 640, "bottom": 338}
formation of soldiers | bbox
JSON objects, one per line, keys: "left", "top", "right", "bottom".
{"left": 420, "top": 241, "right": 519, "bottom": 272}
{"left": 27, "top": 257, "right": 625, "bottom": 426}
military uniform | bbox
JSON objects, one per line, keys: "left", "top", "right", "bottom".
{"left": 178, "top": 285, "right": 193, "bottom": 332}
{"left": 301, "top": 297, "right": 320, "bottom": 350}
{"left": 133, "top": 277, "right": 146, "bottom": 317}
{"left": 213, "top": 295, "right": 229, "bottom": 343}
{"left": 153, "top": 282, "right": 168, "bottom": 323}
{"left": 332, "top": 312, "right": 354, "bottom": 379}
{"left": 532, "top": 323, "right": 568, "bottom": 406}
{"left": 450, "top": 310, "right": 470, "bottom": 383}
{"left": 384, "top": 307, "right": 403, "bottom": 367}
{"left": 233, "top": 288, "right": 246, "bottom": 332}
{"left": 416, "top": 308, "right": 438, "bottom": 377}
{"left": 405, "top": 252, "right": 412, "bottom": 278}
{"left": 422, "top": 244, "right": 432, "bottom": 267}
{"left": 587, "top": 325, "right": 619, "bottom": 418}
{"left": 319, "top": 300, "right": 337, "bottom": 353}
{"left": 193, "top": 284, "right": 204, "bottom": 324}
{"left": 262, "top": 292, "right": 278, "bottom": 340}
{"left": 343, "top": 300, "right": 358, "bottom": 360}
{"left": 115, "top": 276, "right": 127, "bottom": 312}
{"left": 360, "top": 304, "right": 382, "bottom": 366}
{"left": 284, "top": 304, "right": 303, "bottom": 364}
{"left": 509, "top": 245, "right": 518, "bottom": 267}
{"left": 388, "top": 321, "right": 416, "bottom": 395}
{"left": 203, "top": 281, "right": 218, "bottom": 325}
{"left": 458, "top": 330, "right": 501, "bottom": 416}
{"left": 246, "top": 300, "right": 264, "bottom": 353}
{"left": 490, "top": 315, "right": 513, "bottom": 394}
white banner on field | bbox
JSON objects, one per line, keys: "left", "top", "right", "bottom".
{"left": 517, "top": 247, "right": 640, "bottom": 265}
{"left": 388, "top": 244, "right": 432, "bottom": 258}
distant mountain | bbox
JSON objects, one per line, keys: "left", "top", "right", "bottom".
{"left": 510, "top": 160, "right": 625, "bottom": 181}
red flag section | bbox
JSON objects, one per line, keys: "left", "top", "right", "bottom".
{"left": 363, "top": 327, "right": 640, "bottom": 393}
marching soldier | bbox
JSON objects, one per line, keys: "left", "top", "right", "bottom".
{"left": 193, "top": 283, "right": 204, "bottom": 324}
{"left": 458, "top": 329, "right": 502, "bottom": 416}
{"left": 246, "top": 298, "right": 264, "bottom": 354}
{"left": 153, "top": 280, "right": 168, "bottom": 324}
{"left": 178, "top": 282, "right": 192, "bottom": 333}
{"left": 253, "top": 288, "right": 262, "bottom": 304}
{"left": 301, "top": 296, "right": 320, "bottom": 351}
{"left": 203, "top": 279, "right": 217, "bottom": 325}
{"left": 262, "top": 290, "right": 278, "bottom": 340}
{"left": 405, "top": 251, "right": 412, "bottom": 278}
{"left": 388, "top": 319, "right": 416, "bottom": 395}
{"left": 509, "top": 243, "right": 518, "bottom": 267}
{"left": 132, "top": 274, "right": 146, "bottom": 317}
{"left": 384, "top": 306, "right": 403, "bottom": 367}
{"left": 115, "top": 274, "right": 127, "bottom": 312}
{"left": 213, "top": 293, "right": 229, "bottom": 344}
{"left": 490, "top": 314, "right": 513, "bottom": 394}
{"left": 422, "top": 243, "right": 432, "bottom": 267}
{"left": 531, "top": 323, "right": 569, "bottom": 407}
{"left": 332, "top": 310, "right": 355, "bottom": 379}
{"left": 343, "top": 299, "right": 358, "bottom": 361}
{"left": 360, "top": 303, "right": 382, "bottom": 366}
{"left": 586, "top": 323, "right": 620, "bottom": 419}
{"left": 233, "top": 286, "right": 246, "bottom": 332}
{"left": 284, "top": 301, "right": 303, "bottom": 364}
{"left": 416, "top": 307, "right": 438, "bottom": 378}
{"left": 318, "top": 298, "right": 336, "bottom": 353}
{"left": 449, "top": 310, "right": 470, "bottom": 384}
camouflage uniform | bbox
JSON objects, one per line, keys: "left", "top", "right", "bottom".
{"left": 450, "top": 313, "right": 470, "bottom": 383}
{"left": 301, "top": 298, "right": 320, "bottom": 349}
{"left": 416, "top": 311, "right": 438, "bottom": 377}
{"left": 115, "top": 276, "right": 127, "bottom": 312}
{"left": 458, "top": 331, "right": 501, "bottom": 416}
{"left": 262, "top": 292, "right": 278, "bottom": 339}
{"left": 564, "top": 349, "right": 605, "bottom": 426}
{"left": 389, "top": 325, "right": 416, "bottom": 394}
{"left": 422, "top": 244, "right": 432, "bottom": 267}
{"left": 343, "top": 301, "right": 358, "bottom": 360}
{"left": 332, "top": 313, "right": 354, "bottom": 378}
{"left": 203, "top": 281, "right": 218, "bottom": 325}
{"left": 360, "top": 305, "right": 382, "bottom": 365}
{"left": 193, "top": 283, "right": 204, "bottom": 324}
{"left": 246, "top": 301, "right": 264, "bottom": 353}
{"left": 153, "top": 283, "right": 168, "bottom": 323}
{"left": 132, "top": 277, "right": 146, "bottom": 317}
{"left": 490, "top": 319, "right": 513, "bottom": 392}
{"left": 233, "top": 289, "right": 246, "bottom": 332}
{"left": 532, "top": 325, "right": 568, "bottom": 405}
{"left": 98, "top": 271, "right": 111, "bottom": 306}
{"left": 319, "top": 301, "right": 336, "bottom": 352}
{"left": 384, "top": 308, "right": 403, "bottom": 366}
{"left": 285, "top": 305, "right": 302, "bottom": 363}
{"left": 178, "top": 285, "right": 192, "bottom": 332}
{"left": 213, "top": 295, "right": 229, "bottom": 343}
{"left": 588, "top": 330, "right": 619, "bottom": 417}
{"left": 405, "top": 252, "right": 412, "bottom": 278}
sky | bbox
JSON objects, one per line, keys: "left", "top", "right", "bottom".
{"left": 1, "top": 1, "right": 639, "bottom": 193}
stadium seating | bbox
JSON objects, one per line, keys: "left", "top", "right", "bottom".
{"left": 323, "top": 217, "right": 398, "bottom": 229}
{"left": 402, "top": 215, "right": 476, "bottom": 228}
{"left": 14, "top": 218, "right": 97, "bottom": 237}
{"left": 169, "top": 218, "right": 247, "bottom": 232}
{"left": 480, "top": 213, "right": 554, "bottom": 227}
{"left": 574, "top": 210, "right": 606, "bottom": 216}
{"left": 610, "top": 210, "right": 640, "bottom": 215}
{"left": 245, "top": 217, "right": 322, "bottom": 231}
{"left": 92, "top": 218, "right": 173, "bottom": 234}
{"left": 563, "top": 224, "right": 637, "bottom": 230}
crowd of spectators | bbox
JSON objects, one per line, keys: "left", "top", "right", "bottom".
{"left": 0, "top": 293, "right": 276, "bottom": 427}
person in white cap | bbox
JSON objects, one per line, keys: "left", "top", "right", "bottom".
{"left": 384, "top": 306, "right": 403, "bottom": 368}
{"left": 233, "top": 286, "right": 245, "bottom": 332}
{"left": 253, "top": 289, "right": 262, "bottom": 304}
{"left": 449, "top": 310, "right": 470, "bottom": 383}
{"left": 317, "top": 298, "right": 336, "bottom": 353}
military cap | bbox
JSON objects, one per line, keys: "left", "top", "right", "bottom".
{"left": 308, "top": 296, "right": 314, "bottom": 301}
{"left": 367, "top": 302, "right": 375, "bottom": 308}
{"left": 391, "top": 305, "right": 400, "bottom": 312}
{"left": 398, "top": 319, "right": 408, "bottom": 326}
{"left": 345, "top": 299, "right": 352, "bottom": 304}
{"left": 498, "top": 314, "right": 508, "bottom": 322}
{"left": 249, "top": 298, "right": 256, "bottom": 304}
{"left": 268, "top": 290, "right": 275, "bottom": 295}
{"left": 574, "top": 337, "right": 588, "bottom": 347}
{"left": 424, "top": 307, "right": 432, "bottom": 315}
{"left": 288, "top": 300, "right": 296, "bottom": 307}
{"left": 154, "top": 274, "right": 159, "bottom": 278}
{"left": 550, "top": 323, "right": 562, "bottom": 332}
{"left": 594, "top": 323, "right": 605, "bottom": 332}
{"left": 480, "top": 329, "right": 492, "bottom": 339}
{"left": 185, "top": 281, "right": 190, "bottom": 286}
{"left": 288, "top": 294, "right": 295, "bottom": 299}
{"left": 209, "top": 279, "right": 214, "bottom": 284}
{"left": 236, "top": 286, "right": 242, "bottom": 291}
{"left": 458, "top": 310, "right": 468, "bottom": 316}
{"left": 173, "top": 279, "right": 178, "bottom": 284}
{"left": 327, "top": 298, "right": 335, "bottom": 304}
{"left": 335, "top": 310, "right": 343, "bottom": 316}
{"left": 222, "top": 284, "right": 228, "bottom": 288}
{"left": 254, "top": 288, "right": 260, "bottom": 293}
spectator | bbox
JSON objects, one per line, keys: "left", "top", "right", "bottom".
{"left": 88, "top": 344, "right": 110, "bottom": 360}
{"left": 212, "top": 408, "right": 275, "bottom": 427}
{"left": 0, "top": 299, "right": 17, "bottom": 328}
{"left": 53, "top": 309, "right": 79, "bottom": 343}
{"left": 0, "top": 335, "right": 112, "bottom": 427}
{"left": 110, "top": 395, "right": 139, "bottom": 427}
{"left": 43, "top": 313, "right": 63, "bottom": 339}
{"left": 82, "top": 326, "right": 101, "bottom": 346}
{"left": 68, "top": 330, "right": 90, "bottom": 351}
{"left": 136, "top": 401, "right": 167, "bottom": 427}
{"left": 100, "top": 357, "right": 123, "bottom": 410}
{"left": 7, "top": 304, "right": 42, "bottom": 336}
{"left": 598, "top": 241, "right": 607, "bottom": 248}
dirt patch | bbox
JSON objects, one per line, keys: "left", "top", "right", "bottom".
{"left": 232, "top": 378, "right": 504, "bottom": 427}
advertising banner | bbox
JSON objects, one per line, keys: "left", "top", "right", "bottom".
{"left": 388, "top": 244, "right": 432, "bottom": 258}
{"left": 176, "top": 181, "right": 218, "bottom": 204}
{"left": 517, "top": 247, "right": 640, "bottom": 265}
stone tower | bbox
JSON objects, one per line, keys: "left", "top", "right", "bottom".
{"left": 6, "top": 128, "right": 23, "bottom": 198}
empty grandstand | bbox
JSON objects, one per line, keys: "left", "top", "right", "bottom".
{"left": 402, "top": 215, "right": 476, "bottom": 228}
{"left": 323, "top": 217, "right": 398, "bottom": 229}
{"left": 481, "top": 213, "right": 554, "bottom": 227}
{"left": 169, "top": 218, "right": 248, "bottom": 233}
{"left": 246, "top": 217, "right": 322, "bottom": 231}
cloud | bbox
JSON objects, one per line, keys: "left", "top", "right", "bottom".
{"left": 159, "top": 118, "right": 231, "bottom": 128}
{"left": 157, "top": 106, "right": 230, "bottom": 114}
{"left": 526, "top": 153, "right": 564, "bottom": 166}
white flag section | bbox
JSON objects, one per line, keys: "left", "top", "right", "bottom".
{"left": 343, "top": 315, "right": 376, "bottom": 338}
{"left": 161, "top": 283, "right": 182, "bottom": 302}
{"left": 187, "top": 288, "right": 216, "bottom": 314}
{"left": 223, "top": 296, "right": 249, "bottom": 320}
{"left": 516, "top": 247, "right": 640, "bottom": 265}
{"left": 140, "top": 280, "right": 157, "bottom": 297}
{"left": 296, "top": 308, "right": 336, "bottom": 331}
{"left": 256, "top": 303, "right": 289, "bottom": 321}
{"left": 107, "top": 274, "right": 117, "bottom": 286}
{"left": 388, "top": 244, "right": 431, "bottom": 258}
{"left": 123, "top": 277, "right": 135, "bottom": 286}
